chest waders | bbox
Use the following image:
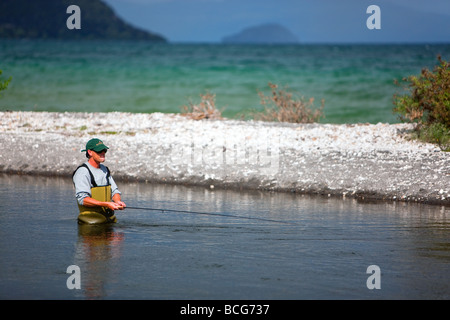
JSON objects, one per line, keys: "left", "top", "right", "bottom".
{"left": 73, "top": 164, "right": 117, "bottom": 224}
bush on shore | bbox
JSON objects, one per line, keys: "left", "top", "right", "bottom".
{"left": 180, "top": 92, "right": 223, "bottom": 120}
{"left": 181, "top": 83, "right": 324, "bottom": 124}
{"left": 393, "top": 55, "right": 450, "bottom": 151}
{"left": 252, "top": 83, "right": 324, "bottom": 123}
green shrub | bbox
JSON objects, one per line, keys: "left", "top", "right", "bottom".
{"left": 251, "top": 83, "right": 324, "bottom": 123}
{"left": 393, "top": 55, "right": 450, "bottom": 150}
{"left": 0, "top": 69, "right": 12, "bottom": 96}
{"left": 412, "top": 122, "right": 450, "bottom": 152}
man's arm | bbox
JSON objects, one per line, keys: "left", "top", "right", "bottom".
{"left": 82, "top": 196, "right": 125, "bottom": 210}
{"left": 112, "top": 193, "right": 126, "bottom": 209}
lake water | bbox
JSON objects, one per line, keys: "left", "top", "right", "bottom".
{"left": 0, "top": 173, "right": 449, "bottom": 300}
{"left": 1, "top": 40, "right": 450, "bottom": 124}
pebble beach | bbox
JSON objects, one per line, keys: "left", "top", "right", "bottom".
{"left": 1, "top": 111, "right": 449, "bottom": 205}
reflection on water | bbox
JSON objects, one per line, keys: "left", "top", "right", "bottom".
{"left": 0, "top": 173, "right": 448, "bottom": 299}
{"left": 76, "top": 224, "right": 125, "bottom": 299}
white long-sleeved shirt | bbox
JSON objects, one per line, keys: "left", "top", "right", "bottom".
{"left": 73, "top": 162, "right": 121, "bottom": 206}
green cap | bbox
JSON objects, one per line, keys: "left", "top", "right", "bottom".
{"left": 81, "top": 138, "right": 109, "bottom": 152}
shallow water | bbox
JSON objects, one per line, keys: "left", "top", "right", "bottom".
{"left": 0, "top": 173, "right": 448, "bottom": 299}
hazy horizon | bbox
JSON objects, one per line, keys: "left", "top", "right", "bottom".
{"left": 103, "top": 0, "right": 450, "bottom": 44}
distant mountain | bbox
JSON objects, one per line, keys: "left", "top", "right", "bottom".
{"left": 222, "top": 23, "right": 299, "bottom": 44}
{"left": 0, "top": 0, "right": 166, "bottom": 41}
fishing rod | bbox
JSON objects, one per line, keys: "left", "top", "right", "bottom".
{"left": 125, "top": 206, "right": 296, "bottom": 225}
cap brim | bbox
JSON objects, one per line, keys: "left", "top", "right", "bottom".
{"left": 92, "top": 146, "right": 109, "bottom": 152}
{"left": 81, "top": 146, "right": 109, "bottom": 152}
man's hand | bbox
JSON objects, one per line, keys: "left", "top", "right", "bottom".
{"left": 114, "top": 201, "right": 127, "bottom": 210}
{"left": 106, "top": 201, "right": 125, "bottom": 211}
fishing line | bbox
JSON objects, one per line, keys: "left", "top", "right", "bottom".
{"left": 125, "top": 206, "right": 296, "bottom": 225}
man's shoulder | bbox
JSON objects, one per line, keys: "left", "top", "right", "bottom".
{"left": 73, "top": 163, "right": 90, "bottom": 177}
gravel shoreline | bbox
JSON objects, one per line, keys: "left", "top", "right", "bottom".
{"left": 1, "top": 111, "right": 449, "bottom": 205}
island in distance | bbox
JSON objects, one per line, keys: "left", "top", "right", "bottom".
{"left": 222, "top": 23, "right": 299, "bottom": 44}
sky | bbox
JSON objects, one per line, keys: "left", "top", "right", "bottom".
{"left": 103, "top": 0, "right": 450, "bottom": 43}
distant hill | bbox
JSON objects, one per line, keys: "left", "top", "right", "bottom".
{"left": 0, "top": 0, "right": 166, "bottom": 41}
{"left": 222, "top": 23, "right": 299, "bottom": 44}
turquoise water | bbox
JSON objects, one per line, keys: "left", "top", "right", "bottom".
{"left": 1, "top": 40, "right": 449, "bottom": 123}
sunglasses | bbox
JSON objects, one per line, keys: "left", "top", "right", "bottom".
{"left": 93, "top": 149, "right": 108, "bottom": 154}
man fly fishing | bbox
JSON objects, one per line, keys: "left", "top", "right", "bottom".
{"left": 72, "top": 140, "right": 292, "bottom": 226}
{"left": 73, "top": 138, "right": 126, "bottom": 224}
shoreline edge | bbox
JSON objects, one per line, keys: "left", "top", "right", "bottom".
{"left": 1, "top": 111, "right": 449, "bottom": 206}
